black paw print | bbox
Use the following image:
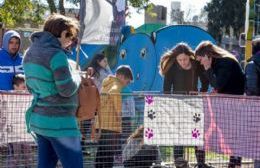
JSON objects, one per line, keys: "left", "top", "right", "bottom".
{"left": 148, "top": 110, "right": 156, "bottom": 120}
{"left": 193, "top": 113, "right": 201, "bottom": 123}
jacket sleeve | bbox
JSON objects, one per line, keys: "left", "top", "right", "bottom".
{"left": 197, "top": 63, "right": 209, "bottom": 92}
{"left": 213, "top": 59, "right": 234, "bottom": 93}
{"left": 163, "top": 69, "right": 174, "bottom": 94}
{"left": 50, "top": 52, "right": 81, "bottom": 97}
{"left": 204, "top": 68, "right": 217, "bottom": 89}
{"left": 245, "top": 62, "right": 260, "bottom": 95}
{"left": 110, "top": 86, "right": 122, "bottom": 121}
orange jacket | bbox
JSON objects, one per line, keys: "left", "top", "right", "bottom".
{"left": 77, "top": 76, "right": 100, "bottom": 121}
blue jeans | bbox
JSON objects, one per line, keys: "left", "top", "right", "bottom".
{"left": 36, "top": 134, "right": 83, "bottom": 168}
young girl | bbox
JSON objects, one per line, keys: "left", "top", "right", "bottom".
{"left": 160, "top": 43, "right": 209, "bottom": 168}
{"left": 195, "top": 41, "right": 245, "bottom": 168}
{"left": 87, "top": 53, "right": 112, "bottom": 92}
{"left": 195, "top": 41, "right": 245, "bottom": 95}
{"left": 160, "top": 43, "right": 209, "bottom": 94}
{"left": 123, "top": 125, "right": 161, "bottom": 168}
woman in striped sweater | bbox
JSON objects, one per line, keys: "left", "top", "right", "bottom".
{"left": 23, "top": 14, "right": 83, "bottom": 168}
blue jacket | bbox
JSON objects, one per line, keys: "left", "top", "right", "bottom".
{"left": 0, "top": 30, "right": 23, "bottom": 90}
{"left": 245, "top": 52, "right": 260, "bottom": 96}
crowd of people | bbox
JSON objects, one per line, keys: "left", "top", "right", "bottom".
{"left": 0, "top": 13, "right": 260, "bottom": 168}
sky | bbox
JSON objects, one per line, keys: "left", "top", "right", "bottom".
{"left": 126, "top": 0, "right": 211, "bottom": 28}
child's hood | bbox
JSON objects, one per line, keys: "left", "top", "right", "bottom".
{"left": 101, "top": 75, "right": 122, "bottom": 93}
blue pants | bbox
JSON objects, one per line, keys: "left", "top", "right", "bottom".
{"left": 36, "top": 134, "right": 83, "bottom": 168}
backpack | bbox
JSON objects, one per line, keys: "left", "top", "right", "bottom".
{"left": 76, "top": 74, "right": 100, "bottom": 140}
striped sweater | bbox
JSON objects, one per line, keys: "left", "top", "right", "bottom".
{"left": 23, "top": 31, "right": 81, "bottom": 137}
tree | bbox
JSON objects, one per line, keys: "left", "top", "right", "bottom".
{"left": 0, "top": 0, "right": 45, "bottom": 28}
{"left": 45, "top": 0, "right": 152, "bottom": 17}
{"left": 204, "top": 0, "right": 246, "bottom": 42}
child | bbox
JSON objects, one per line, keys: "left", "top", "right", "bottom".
{"left": 95, "top": 65, "right": 133, "bottom": 168}
{"left": 122, "top": 125, "right": 161, "bottom": 168}
{"left": 12, "top": 74, "right": 26, "bottom": 91}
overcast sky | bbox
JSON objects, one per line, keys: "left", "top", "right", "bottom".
{"left": 126, "top": 0, "right": 210, "bottom": 28}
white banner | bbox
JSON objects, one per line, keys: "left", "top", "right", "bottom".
{"left": 80, "top": 0, "right": 125, "bottom": 45}
{"left": 144, "top": 96, "right": 204, "bottom": 146}
{"left": 0, "top": 94, "right": 33, "bottom": 144}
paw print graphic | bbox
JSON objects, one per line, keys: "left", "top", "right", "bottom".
{"left": 145, "top": 128, "right": 154, "bottom": 139}
{"left": 193, "top": 113, "right": 201, "bottom": 123}
{"left": 145, "top": 95, "right": 154, "bottom": 105}
{"left": 192, "top": 128, "right": 200, "bottom": 139}
{"left": 148, "top": 110, "right": 156, "bottom": 120}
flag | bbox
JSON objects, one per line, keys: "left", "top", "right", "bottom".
{"left": 79, "top": 0, "right": 126, "bottom": 45}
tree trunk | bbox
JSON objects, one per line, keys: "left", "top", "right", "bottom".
{"left": 46, "top": 0, "right": 57, "bottom": 13}
{"left": 59, "top": 0, "right": 65, "bottom": 15}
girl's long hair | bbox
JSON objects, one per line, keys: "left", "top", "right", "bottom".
{"left": 195, "top": 41, "right": 238, "bottom": 62}
{"left": 159, "top": 43, "right": 194, "bottom": 76}
{"left": 87, "top": 53, "right": 106, "bottom": 77}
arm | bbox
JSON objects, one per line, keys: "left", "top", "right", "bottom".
{"left": 50, "top": 52, "right": 81, "bottom": 97}
{"left": 163, "top": 68, "right": 174, "bottom": 94}
{"left": 110, "top": 86, "right": 122, "bottom": 122}
{"left": 197, "top": 63, "right": 209, "bottom": 92}
{"left": 213, "top": 59, "right": 234, "bottom": 93}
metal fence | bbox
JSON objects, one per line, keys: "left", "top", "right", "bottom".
{"left": 1, "top": 91, "right": 260, "bottom": 168}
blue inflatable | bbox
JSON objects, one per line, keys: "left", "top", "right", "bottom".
{"left": 151, "top": 25, "right": 216, "bottom": 91}
{"left": 77, "top": 25, "right": 216, "bottom": 91}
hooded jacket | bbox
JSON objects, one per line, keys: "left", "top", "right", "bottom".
{"left": 245, "top": 51, "right": 260, "bottom": 95}
{"left": 23, "top": 31, "right": 81, "bottom": 137}
{"left": 97, "top": 75, "right": 123, "bottom": 133}
{"left": 0, "top": 30, "right": 23, "bottom": 90}
{"left": 206, "top": 57, "right": 245, "bottom": 95}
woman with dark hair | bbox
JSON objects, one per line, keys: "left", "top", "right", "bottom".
{"left": 195, "top": 41, "right": 244, "bottom": 95}
{"left": 159, "top": 43, "right": 209, "bottom": 168}
{"left": 87, "top": 53, "right": 112, "bottom": 92}
{"left": 160, "top": 43, "right": 209, "bottom": 94}
{"left": 195, "top": 41, "right": 245, "bottom": 168}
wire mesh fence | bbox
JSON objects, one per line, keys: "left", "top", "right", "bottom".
{"left": 0, "top": 91, "right": 260, "bottom": 168}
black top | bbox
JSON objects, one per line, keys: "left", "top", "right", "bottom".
{"left": 163, "top": 60, "right": 209, "bottom": 94}
{"left": 205, "top": 57, "right": 245, "bottom": 95}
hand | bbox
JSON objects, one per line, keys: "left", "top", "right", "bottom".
{"left": 87, "top": 67, "right": 95, "bottom": 76}
{"left": 95, "top": 129, "right": 101, "bottom": 141}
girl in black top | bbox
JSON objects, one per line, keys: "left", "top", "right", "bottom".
{"left": 195, "top": 41, "right": 245, "bottom": 95}
{"left": 195, "top": 41, "right": 245, "bottom": 168}
{"left": 160, "top": 43, "right": 209, "bottom": 94}
{"left": 159, "top": 43, "right": 209, "bottom": 168}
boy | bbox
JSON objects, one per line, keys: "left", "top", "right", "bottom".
{"left": 0, "top": 30, "right": 23, "bottom": 90}
{"left": 12, "top": 74, "right": 26, "bottom": 91}
{"left": 95, "top": 65, "right": 133, "bottom": 168}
